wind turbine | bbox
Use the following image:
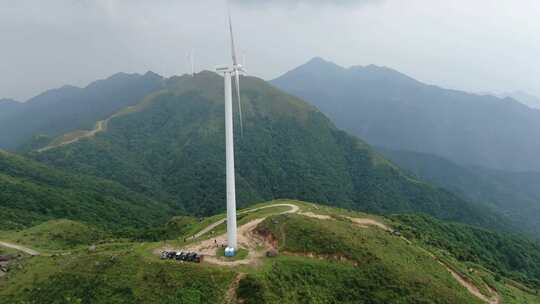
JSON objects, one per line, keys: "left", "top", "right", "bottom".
{"left": 188, "top": 49, "right": 195, "bottom": 77}
{"left": 215, "top": 3, "right": 245, "bottom": 257}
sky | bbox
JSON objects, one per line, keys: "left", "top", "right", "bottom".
{"left": 1, "top": 0, "right": 539, "bottom": 101}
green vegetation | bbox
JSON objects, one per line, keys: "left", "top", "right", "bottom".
{"left": 241, "top": 213, "right": 483, "bottom": 303}
{"left": 33, "top": 72, "right": 506, "bottom": 233}
{"left": 0, "top": 220, "right": 106, "bottom": 251}
{"left": 393, "top": 214, "right": 540, "bottom": 289}
{"left": 1, "top": 201, "right": 539, "bottom": 303}
{"left": 118, "top": 215, "right": 198, "bottom": 242}
{"left": 0, "top": 244, "right": 235, "bottom": 304}
{"left": 0, "top": 150, "right": 173, "bottom": 231}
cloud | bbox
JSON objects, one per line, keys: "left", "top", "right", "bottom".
{"left": 231, "top": 0, "right": 382, "bottom": 8}
{"left": 0, "top": 0, "right": 539, "bottom": 100}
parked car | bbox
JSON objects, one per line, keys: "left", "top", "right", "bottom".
{"left": 160, "top": 250, "right": 202, "bottom": 263}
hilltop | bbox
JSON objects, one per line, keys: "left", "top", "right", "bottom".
{"left": 29, "top": 71, "right": 506, "bottom": 232}
{"left": 1, "top": 201, "right": 539, "bottom": 303}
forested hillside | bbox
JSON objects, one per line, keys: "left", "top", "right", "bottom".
{"left": 32, "top": 72, "right": 506, "bottom": 232}
{"left": 380, "top": 148, "right": 540, "bottom": 237}
{"left": 0, "top": 150, "right": 172, "bottom": 230}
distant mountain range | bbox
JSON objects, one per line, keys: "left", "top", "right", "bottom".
{"left": 0, "top": 99, "right": 21, "bottom": 121}
{"left": 379, "top": 148, "right": 540, "bottom": 236}
{"left": 272, "top": 58, "right": 540, "bottom": 172}
{"left": 0, "top": 72, "right": 163, "bottom": 149}
{"left": 500, "top": 91, "right": 540, "bottom": 110}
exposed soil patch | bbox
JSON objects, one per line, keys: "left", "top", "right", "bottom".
{"left": 299, "top": 212, "right": 332, "bottom": 220}
{"left": 347, "top": 217, "right": 392, "bottom": 232}
{"left": 439, "top": 261, "right": 500, "bottom": 304}
{"left": 224, "top": 273, "right": 246, "bottom": 304}
{"left": 0, "top": 241, "right": 40, "bottom": 256}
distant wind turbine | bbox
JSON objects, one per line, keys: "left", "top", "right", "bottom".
{"left": 188, "top": 49, "right": 195, "bottom": 77}
{"left": 215, "top": 2, "right": 246, "bottom": 257}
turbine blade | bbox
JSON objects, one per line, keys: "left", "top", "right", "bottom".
{"left": 234, "top": 72, "right": 244, "bottom": 138}
{"left": 228, "top": 4, "right": 239, "bottom": 66}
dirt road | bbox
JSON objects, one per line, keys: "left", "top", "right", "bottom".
{"left": 189, "top": 203, "right": 299, "bottom": 240}
{"left": 0, "top": 241, "right": 40, "bottom": 256}
{"left": 38, "top": 119, "right": 107, "bottom": 152}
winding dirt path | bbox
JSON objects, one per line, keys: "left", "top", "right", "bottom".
{"left": 224, "top": 273, "right": 246, "bottom": 304}
{"left": 38, "top": 120, "right": 107, "bottom": 152}
{"left": 0, "top": 241, "right": 40, "bottom": 256}
{"left": 166, "top": 204, "right": 299, "bottom": 267}
{"left": 438, "top": 261, "right": 500, "bottom": 304}
{"left": 189, "top": 203, "right": 299, "bottom": 241}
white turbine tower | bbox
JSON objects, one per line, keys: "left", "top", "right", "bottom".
{"left": 216, "top": 3, "right": 245, "bottom": 257}
{"left": 188, "top": 49, "right": 195, "bottom": 77}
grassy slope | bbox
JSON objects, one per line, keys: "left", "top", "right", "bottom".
{"left": 249, "top": 213, "right": 482, "bottom": 303}
{"left": 0, "top": 150, "right": 172, "bottom": 230}
{"left": 33, "top": 72, "right": 505, "bottom": 233}
{"left": 2, "top": 201, "right": 539, "bottom": 304}
{"left": 393, "top": 214, "right": 540, "bottom": 289}
{"left": 0, "top": 244, "right": 235, "bottom": 304}
{"left": 0, "top": 220, "right": 106, "bottom": 252}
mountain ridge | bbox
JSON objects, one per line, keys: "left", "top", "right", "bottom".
{"left": 271, "top": 57, "right": 540, "bottom": 172}
{"left": 0, "top": 72, "right": 165, "bottom": 149}
{"left": 378, "top": 147, "right": 540, "bottom": 237}
{"left": 30, "top": 72, "right": 509, "bottom": 234}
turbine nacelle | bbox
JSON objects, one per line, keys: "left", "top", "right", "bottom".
{"left": 215, "top": 64, "right": 246, "bottom": 76}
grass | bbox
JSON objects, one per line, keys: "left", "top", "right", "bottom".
{"left": 0, "top": 219, "right": 106, "bottom": 252}
{"left": 251, "top": 213, "right": 485, "bottom": 304}
{"left": 0, "top": 242, "right": 236, "bottom": 304}
{"left": 2, "top": 200, "right": 540, "bottom": 303}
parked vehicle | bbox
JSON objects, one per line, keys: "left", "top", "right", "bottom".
{"left": 160, "top": 250, "right": 202, "bottom": 263}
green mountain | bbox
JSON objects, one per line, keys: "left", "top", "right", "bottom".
{"left": 1, "top": 201, "right": 539, "bottom": 303}
{"left": 31, "top": 71, "right": 504, "bottom": 231}
{"left": 0, "top": 150, "right": 172, "bottom": 230}
{"left": 0, "top": 72, "right": 163, "bottom": 149}
{"left": 271, "top": 57, "right": 540, "bottom": 172}
{"left": 379, "top": 148, "right": 540, "bottom": 237}
{"left": 0, "top": 99, "right": 21, "bottom": 121}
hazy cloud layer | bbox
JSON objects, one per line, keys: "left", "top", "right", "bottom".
{"left": 1, "top": 0, "right": 539, "bottom": 100}
{"left": 232, "top": 0, "right": 382, "bottom": 8}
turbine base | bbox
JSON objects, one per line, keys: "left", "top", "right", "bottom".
{"left": 224, "top": 247, "right": 236, "bottom": 257}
